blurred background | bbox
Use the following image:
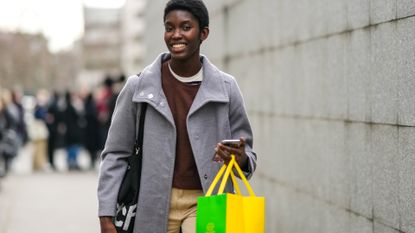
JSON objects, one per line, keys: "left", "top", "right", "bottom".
{"left": 1, "top": 0, "right": 415, "bottom": 233}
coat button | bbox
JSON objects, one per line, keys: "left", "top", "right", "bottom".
{"left": 204, "top": 174, "right": 208, "bottom": 179}
{"left": 147, "top": 93, "right": 154, "bottom": 99}
{"left": 139, "top": 91, "right": 144, "bottom": 96}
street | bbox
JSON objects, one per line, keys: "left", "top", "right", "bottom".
{"left": 0, "top": 145, "right": 100, "bottom": 233}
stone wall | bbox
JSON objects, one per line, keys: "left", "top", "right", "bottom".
{"left": 144, "top": 1, "right": 415, "bottom": 232}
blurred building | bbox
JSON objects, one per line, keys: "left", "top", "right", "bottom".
{"left": 0, "top": 32, "right": 49, "bottom": 92}
{"left": 81, "top": 7, "right": 122, "bottom": 87}
{"left": 121, "top": 0, "right": 146, "bottom": 75}
{"left": 0, "top": 31, "right": 78, "bottom": 93}
{"left": 50, "top": 41, "right": 83, "bottom": 92}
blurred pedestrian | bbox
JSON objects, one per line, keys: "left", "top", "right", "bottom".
{"left": 98, "top": 1, "right": 257, "bottom": 232}
{"left": 0, "top": 92, "right": 10, "bottom": 177}
{"left": 0, "top": 99, "right": 6, "bottom": 177}
{"left": 0, "top": 89, "right": 20, "bottom": 176}
{"left": 30, "top": 90, "right": 49, "bottom": 171}
{"left": 45, "top": 91, "right": 61, "bottom": 170}
{"left": 10, "top": 88, "right": 28, "bottom": 146}
{"left": 63, "top": 91, "right": 85, "bottom": 171}
{"left": 96, "top": 75, "right": 116, "bottom": 150}
{"left": 84, "top": 92, "right": 100, "bottom": 170}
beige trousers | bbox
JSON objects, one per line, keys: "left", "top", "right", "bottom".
{"left": 32, "top": 139, "right": 47, "bottom": 171}
{"left": 167, "top": 188, "right": 204, "bottom": 233}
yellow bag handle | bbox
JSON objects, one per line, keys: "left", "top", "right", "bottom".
{"left": 205, "top": 155, "right": 255, "bottom": 197}
{"left": 206, "top": 163, "right": 227, "bottom": 196}
{"left": 230, "top": 168, "right": 241, "bottom": 195}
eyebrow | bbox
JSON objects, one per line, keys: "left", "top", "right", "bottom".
{"left": 164, "top": 19, "right": 193, "bottom": 25}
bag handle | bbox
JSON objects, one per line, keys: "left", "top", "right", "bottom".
{"left": 205, "top": 155, "right": 255, "bottom": 197}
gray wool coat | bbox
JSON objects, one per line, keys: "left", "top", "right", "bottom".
{"left": 98, "top": 53, "right": 257, "bottom": 233}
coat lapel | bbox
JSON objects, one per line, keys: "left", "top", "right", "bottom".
{"left": 188, "top": 56, "right": 229, "bottom": 117}
{"left": 132, "top": 53, "right": 175, "bottom": 127}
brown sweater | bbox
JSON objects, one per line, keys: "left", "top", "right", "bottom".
{"left": 162, "top": 61, "right": 202, "bottom": 190}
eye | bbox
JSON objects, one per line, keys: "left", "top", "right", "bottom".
{"left": 182, "top": 24, "right": 192, "bottom": 31}
{"left": 164, "top": 25, "right": 173, "bottom": 32}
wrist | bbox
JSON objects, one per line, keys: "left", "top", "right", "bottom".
{"left": 238, "top": 154, "right": 248, "bottom": 167}
{"left": 239, "top": 152, "right": 251, "bottom": 171}
{"left": 100, "top": 216, "right": 115, "bottom": 230}
{"left": 100, "top": 216, "right": 113, "bottom": 224}
{"left": 99, "top": 217, "right": 116, "bottom": 233}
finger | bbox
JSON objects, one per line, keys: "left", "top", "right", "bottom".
{"left": 222, "top": 148, "right": 231, "bottom": 159}
{"left": 223, "top": 145, "right": 243, "bottom": 157}
{"left": 213, "top": 146, "right": 222, "bottom": 162}
{"left": 239, "top": 137, "right": 246, "bottom": 146}
{"left": 216, "top": 146, "right": 228, "bottom": 159}
{"left": 217, "top": 145, "right": 240, "bottom": 162}
{"left": 225, "top": 145, "right": 242, "bottom": 153}
{"left": 212, "top": 152, "right": 224, "bottom": 162}
{"left": 218, "top": 143, "right": 239, "bottom": 151}
{"left": 217, "top": 144, "right": 238, "bottom": 162}
{"left": 220, "top": 149, "right": 233, "bottom": 163}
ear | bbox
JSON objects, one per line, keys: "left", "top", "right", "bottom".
{"left": 199, "top": 27, "right": 209, "bottom": 43}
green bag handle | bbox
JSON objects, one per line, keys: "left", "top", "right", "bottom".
{"left": 206, "top": 155, "right": 255, "bottom": 197}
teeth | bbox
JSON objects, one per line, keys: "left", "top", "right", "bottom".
{"left": 172, "top": 44, "right": 185, "bottom": 48}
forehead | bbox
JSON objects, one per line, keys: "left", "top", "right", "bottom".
{"left": 164, "top": 9, "right": 198, "bottom": 24}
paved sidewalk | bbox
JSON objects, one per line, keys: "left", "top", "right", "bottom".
{"left": 0, "top": 171, "right": 100, "bottom": 233}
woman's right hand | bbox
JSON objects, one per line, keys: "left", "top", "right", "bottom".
{"left": 100, "top": 216, "right": 117, "bottom": 233}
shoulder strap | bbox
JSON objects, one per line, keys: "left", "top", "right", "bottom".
{"left": 134, "top": 72, "right": 147, "bottom": 151}
{"left": 135, "top": 103, "right": 147, "bottom": 151}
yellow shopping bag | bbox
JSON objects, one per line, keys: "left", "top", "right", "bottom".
{"left": 196, "top": 155, "right": 265, "bottom": 233}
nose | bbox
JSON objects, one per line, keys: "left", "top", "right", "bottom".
{"left": 172, "top": 29, "right": 182, "bottom": 39}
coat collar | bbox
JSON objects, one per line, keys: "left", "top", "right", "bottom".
{"left": 132, "top": 53, "right": 229, "bottom": 115}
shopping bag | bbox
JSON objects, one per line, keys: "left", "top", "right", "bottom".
{"left": 196, "top": 155, "right": 265, "bottom": 233}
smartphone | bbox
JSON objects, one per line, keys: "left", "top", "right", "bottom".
{"left": 221, "top": 139, "right": 241, "bottom": 148}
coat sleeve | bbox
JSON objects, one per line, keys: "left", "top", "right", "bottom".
{"left": 97, "top": 76, "right": 139, "bottom": 217}
{"left": 228, "top": 77, "right": 257, "bottom": 179}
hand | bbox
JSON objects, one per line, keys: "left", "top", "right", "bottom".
{"left": 99, "top": 216, "right": 117, "bottom": 233}
{"left": 213, "top": 137, "right": 248, "bottom": 168}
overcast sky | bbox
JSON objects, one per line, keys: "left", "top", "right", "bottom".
{"left": 0, "top": 0, "right": 125, "bottom": 52}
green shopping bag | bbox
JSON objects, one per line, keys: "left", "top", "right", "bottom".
{"left": 196, "top": 155, "right": 265, "bottom": 233}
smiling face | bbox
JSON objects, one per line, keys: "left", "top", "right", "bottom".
{"left": 164, "top": 9, "right": 208, "bottom": 63}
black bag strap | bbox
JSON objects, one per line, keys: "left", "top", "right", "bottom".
{"left": 134, "top": 103, "right": 147, "bottom": 153}
{"left": 134, "top": 72, "right": 147, "bottom": 153}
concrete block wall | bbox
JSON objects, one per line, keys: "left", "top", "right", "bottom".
{"left": 144, "top": 0, "right": 415, "bottom": 232}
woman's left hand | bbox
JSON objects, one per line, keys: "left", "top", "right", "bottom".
{"left": 213, "top": 137, "right": 248, "bottom": 168}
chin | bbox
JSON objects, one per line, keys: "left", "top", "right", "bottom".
{"left": 170, "top": 53, "right": 189, "bottom": 61}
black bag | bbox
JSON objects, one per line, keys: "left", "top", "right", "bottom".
{"left": 113, "top": 103, "right": 147, "bottom": 233}
{"left": 0, "top": 129, "right": 19, "bottom": 158}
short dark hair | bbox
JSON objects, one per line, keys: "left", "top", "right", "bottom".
{"left": 164, "top": 0, "right": 209, "bottom": 30}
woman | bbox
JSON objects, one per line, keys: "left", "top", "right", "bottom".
{"left": 98, "top": 1, "right": 257, "bottom": 232}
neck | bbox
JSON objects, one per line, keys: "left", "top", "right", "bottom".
{"left": 169, "top": 55, "right": 202, "bottom": 77}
